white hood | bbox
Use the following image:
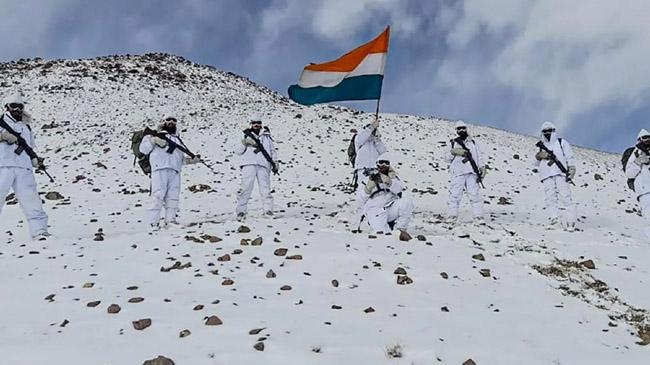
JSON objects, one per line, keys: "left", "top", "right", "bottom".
{"left": 540, "top": 121, "right": 558, "bottom": 143}
{"left": 637, "top": 129, "right": 650, "bottom": 140}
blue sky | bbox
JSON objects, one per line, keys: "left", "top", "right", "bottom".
{"left": 2, "top": 0, "right": 649, "bottom": 152}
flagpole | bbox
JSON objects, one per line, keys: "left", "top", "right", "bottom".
{"left": 374, "top": 97, "right": 381, "bottom": 121}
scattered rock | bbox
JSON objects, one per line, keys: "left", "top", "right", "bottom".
{"left": 399, "top": 231, "right": 412, "bottom": 241}
{"left": 472, "top": 253, "right": 485, "bottom": 261}
{"left": 287, "top": 254, "right": 302, "bottom": 260}
{"left": 251, "top": 237, "right": 263, "bottom": 246}
{"left": 393, "top": 267, "right": 407, "bottom": 275}
{"left": 218, "top": 254, "right": 231, "bottom": 262}
{"left": 240, "top": 239, "right": 250, "bottom": 245}
{"left": 179, "top": 329, "right": 191, "bottom": 338}
{"left": 201, "top": 234, "right": 222, "bottom": 243}
{"left": 193, "top": 304, "right": 204, "bottom": 311}
{"left": 331, "top": 279, "right": 339, "bottom": 288}
{"left": 463, "top": 359, "right": 477, "bottom": 365}
{"left": 132, "top": 318, "right": 152, "bottom": 330}
{"left": 441, "top": 306, "right": 450, "bottom": 312}
{"left": 253, "top": 342, "right": 265, "bottom": 351}
{"left": 440, "top": 272, "right": 449, "bottom": 279}
{"left": 396, "top": 275, "right": 413, "bottom": 285}
{"left": 237, "top": 225, "right": 251, "bottom": 233}
{"left": 594, "top": 173, "right": 603, "bottom": 181}
{"left": 129, "top": 297, "right": 144, "bottom": 303}
{"left": 87, "top": 300, "right": 101, "bottom": 308}
{"left": 107, "top": 304, "right": 121, "bottom": 314}
{"left": 83, "top": 282, "right": 94, "bottom": 288}
{"left": 249, "top": 328, "right": 265, "bottom": 335}
{"left": 44, "top": 294, "right": 56, "bottom": 302}
{"left": 205, "top": 315, "right": 223, "bottom": 326}
{"left": 266, "top": 270, "right": 276, "bottom": 278}
{"left": 364, "top": 307, "right": 375, "bottom": 313}
{"left": 222, "top": 279, "right": 234, "bottom": 286}
{"left": 416, "top": 235, "right": 426, "bottom": 241}
{"left": 274, "top": 248, "right": 288, "bottom": 256}
{"left": 580, "top": 259, "right": 596, "bottom": 270}
{"left": 280, "top": 285, "right": 292, "bottom": 291}
{"left": 497, "top": 197, "right": 512, "bottom": 205}
{"left": 45, "top": 191, "right": 64, "bottom": 200}
{"left": 142, "top": 355, "right": 175, "bottom": 365}
{"left": 479, "top": 269, "right": 491, "bottom": 278}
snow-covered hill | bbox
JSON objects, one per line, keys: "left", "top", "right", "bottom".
{"left": 0, "top": 54, "right": 648, "bottom": 365}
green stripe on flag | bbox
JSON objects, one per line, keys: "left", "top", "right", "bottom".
{"left": 288, "top": 75, "right": 383, "bottom": 106}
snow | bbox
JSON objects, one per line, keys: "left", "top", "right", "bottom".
{"left": 0, "top": 54, "right": 648, "bottom": 364}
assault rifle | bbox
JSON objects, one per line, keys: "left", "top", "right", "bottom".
{"left": 0, "top": 116, "right": 54, "bottom": 182}
{"left": 243, "top": 129, "right": 278, "bottom": 175}
{"left": 536, "top": 140, "right": 575, "bottom": 186}
{"left": 143, "top": 127, "right": 219, "bottom": 175}
{"left": 454, "top": 137, "right": 484, "bottom": 188}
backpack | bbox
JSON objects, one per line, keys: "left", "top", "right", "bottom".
{"left": 347, "top": 134, "right": 357, "bottom": 165}
{"left": 622, "top": 146, "right": 637, "bottom": 191}
{"left": 131, "top": 129, "right": 151, "bottom": 175}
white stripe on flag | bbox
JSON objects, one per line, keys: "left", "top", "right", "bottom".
{"left": 298, "top": 53, "right": 386, "bottom": 88}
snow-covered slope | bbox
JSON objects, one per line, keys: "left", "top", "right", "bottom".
{"left": 0, "top": 54, "right": 648, "bottom": 365}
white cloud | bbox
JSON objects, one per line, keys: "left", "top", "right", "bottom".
{"left": 439, "top": 0, "right": 650, "bottom": 131}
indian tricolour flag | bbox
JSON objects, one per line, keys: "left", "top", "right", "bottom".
{"left": 288, "top": 27, "right": 390, "bottom": 106}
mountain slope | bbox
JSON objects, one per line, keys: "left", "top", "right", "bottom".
{"left": 0, "top": 54, "right": 648, "bottom": 365}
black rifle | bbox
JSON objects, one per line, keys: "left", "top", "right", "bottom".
{"left": 0, "top": 115, "right": 54, "bottom": 182}
{"left": 454, "top": 137, "right": 484, "bottom": 188}
{"left": 243, "top": 129, "right": 278, "bottom": 175}
{"left": 143, "top": 127, "right": 219, "bottom": 175}
{"left": 536, "top": 140, "right": 575, "bottom": 185}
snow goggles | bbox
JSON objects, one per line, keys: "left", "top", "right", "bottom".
{"left": 542, "top": 128, "right": 555, "bottom": 133}
{"left": 250, "top": 120, "right": 262, "bottom": 125}
{"left": 641, "top": 135, "right": 650, "bottom": 141}
{"left": 376, "top": 160, "right": 390, "bottom": 166}
{"left": 165, "top": 117, "right": 177, "bottom": 123}
{"left": 8, "top": 103, "right": 24, "bottom": 110}
{"left": 456, "top": 126, "right": 467, "bottom": 131}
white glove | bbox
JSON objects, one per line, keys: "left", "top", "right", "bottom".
{"left": 0, "top": 132, "right": 18, "bottom": 144}
{"left": 451, "top": 147, "right": 467, "bottom": 157}
{"left": 364, "top": 179, "right": 377, "bottom": 195}
{"left": 370, "top": 119, "right": 379, "bottom": 130}
{"left": 153, "top": 136, "right": 167, "bottom": 148}
{"left": 242, "top": 138, "right": 257, "bottom": 147}
{"left": 31, "top": 157, "right": 43, "bottom": 169}
{"left": 380, "top": 173, "right": 392, "bottom": 186}
{"left": 479, "top": 166, "right": 487, "bottom": 178}
{"left": 184, "top": 155, "right": 201, "bottom": 165}
{"left": 535, "top": 150, "right": 550, "bottom": 160}
{"left": 634, "top": 154, "right": 650, "bottom": 166}
{"left": 568, "top": 166, "right": 576, "bottom": 179}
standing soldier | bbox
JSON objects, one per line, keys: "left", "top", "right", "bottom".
{"left": 624, "top": 129, "right": 650, "bottom": 242}
{"left": 139, "top": 117, "right": 200, "bottom": 230}
{"left": 0, "top": 93, "right": 50, "bottom": 240}
{"left": 360, "top": 155, "right": 414, "bottom": 241}
{"left": 235, "top": 113, "right": 278, "bottom": 221}
{"left": 533, "top": 121, "right": 577, "bottom": 231}
{"left": 445, "top": 121, "right": 487, "bottom": 225}
{"left": 353, "top": 117, "right": 387, "bottom": 207}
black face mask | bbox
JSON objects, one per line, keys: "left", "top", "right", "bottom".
{"left": 457, "top": 131, "right": 468, "bottom": 139}
{"left": 543, "top": 132, "right": 553, "bottom": 141}
{"left": 163, "top": 124, "right": 177, "bottom": 135}
{"left": 7, "top": 107, "right": 23, "bottom": 121}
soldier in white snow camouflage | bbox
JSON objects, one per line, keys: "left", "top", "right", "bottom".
{"left": 0, "top": 93, "right": 50, "bottom": 240}
{"left": 533, "top": 121, "right": 577, "bottom": 231}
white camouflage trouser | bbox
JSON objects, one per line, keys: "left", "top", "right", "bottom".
{"left": 148, "top": 168, "right": 181, "bottom": 225}
{"left": 236, "top": 165, "right": 273, "bottom": 214}
{"left": 0, "top": 167, "right": 48, "bottom": 237}
{"left": 365, "top": 197, "right": 415, "bottom": 233}
{"left": 638, "top": 193, "right": 650, "bottom": 241}
{"left": 542, "top": 174, "right": 577, "bottom": 224}
{"left": 447, "top": 173, "right": 483, "bottom": 219}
